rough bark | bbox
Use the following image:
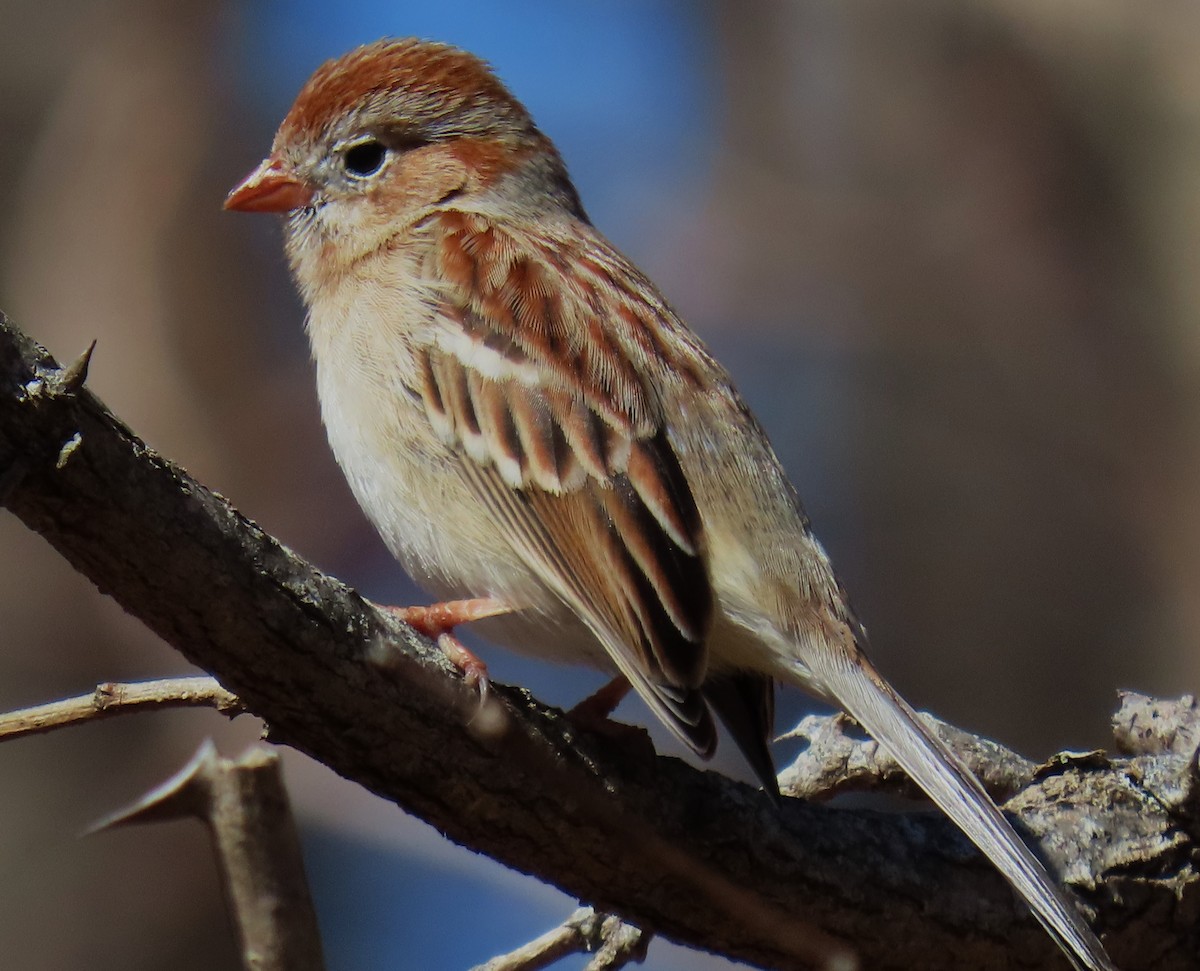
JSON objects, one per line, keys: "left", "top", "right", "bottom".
{"left": 0, "top": 314, "right": 1194, "bottom": 970}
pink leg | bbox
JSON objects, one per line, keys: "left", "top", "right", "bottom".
{"left": 568, "top": 675, "right": 633, "bottom": 725}
{"left": 566, "top": 676, "right": 655, "bottom": 750}
{"left": 385, "top": 597, "right": 510, "bottom": 694}
{"left": 566, "top": 675, "right": 660, "bottom": 751}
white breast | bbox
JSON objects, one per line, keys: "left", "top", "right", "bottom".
{"left": 302, "top": 255, "right": 608, "bottom": 666}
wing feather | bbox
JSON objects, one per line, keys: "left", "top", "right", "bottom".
{"left": 422, "top": 211, "right": 722, "bottom": 754}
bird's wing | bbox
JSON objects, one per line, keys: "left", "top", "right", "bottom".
{"left": 421, "top": 210, "right": 719, "bottom": 756}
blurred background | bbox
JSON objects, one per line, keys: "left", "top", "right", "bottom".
{"left": 1, "top": 0, "right": 1197, "bottom": 968}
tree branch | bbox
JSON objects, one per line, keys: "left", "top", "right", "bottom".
{"left": 0, "top": 676, "right": 241, "bottom": 740}
{"left": 0, "top": 313, "right": 1193, "bottom": 969}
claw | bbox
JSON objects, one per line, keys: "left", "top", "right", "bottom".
{"left": 436, "top": 632, "right": 491, "bottom": 701}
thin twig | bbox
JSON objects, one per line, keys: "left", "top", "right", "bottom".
{"left": 0, "top": 676, "right": 242, "bottom": 741}
{"left": 470, "top": 908, "right": 649, "bottom": 971}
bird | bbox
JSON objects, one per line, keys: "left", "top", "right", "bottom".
{"left": 224, "top": 38, "right": 1117, "bottom": 970}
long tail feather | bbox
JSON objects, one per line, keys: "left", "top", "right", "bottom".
{"left": 704, "top": 672, "right": 781, "bottom": 801}
{"left": 808, "top": 647, "right": 1116, "bottom": 971}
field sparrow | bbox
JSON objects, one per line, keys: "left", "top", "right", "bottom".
{"left": 226, "top": 39, "right": 1115, "bottom": 970}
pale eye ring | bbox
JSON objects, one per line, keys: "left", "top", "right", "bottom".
{"left": 341, "top": 139, "right": 388, "bottom": 178}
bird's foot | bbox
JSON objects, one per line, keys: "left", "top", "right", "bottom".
{"left": 386, "top": 597, "right": 509, "bottom": 697}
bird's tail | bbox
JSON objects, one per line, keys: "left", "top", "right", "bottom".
{"left": 806, "top": 643, "right": 1117, "bottom": 971}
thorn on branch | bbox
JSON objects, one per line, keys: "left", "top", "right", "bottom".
{"left": 54, "top": 339, "right": 96, "bottom": 395}
{"left": 6, "top": 340, "right": 96, "bottom": 481}
{"left": 21, "top": 339, "right": 97, "bottom": 401}
{"left": 91, "top": 741, "right": 326, "bottom": 971}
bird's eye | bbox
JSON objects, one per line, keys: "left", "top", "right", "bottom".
{"left": 341, "top": 140, "right": 388, "bottom": 178}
